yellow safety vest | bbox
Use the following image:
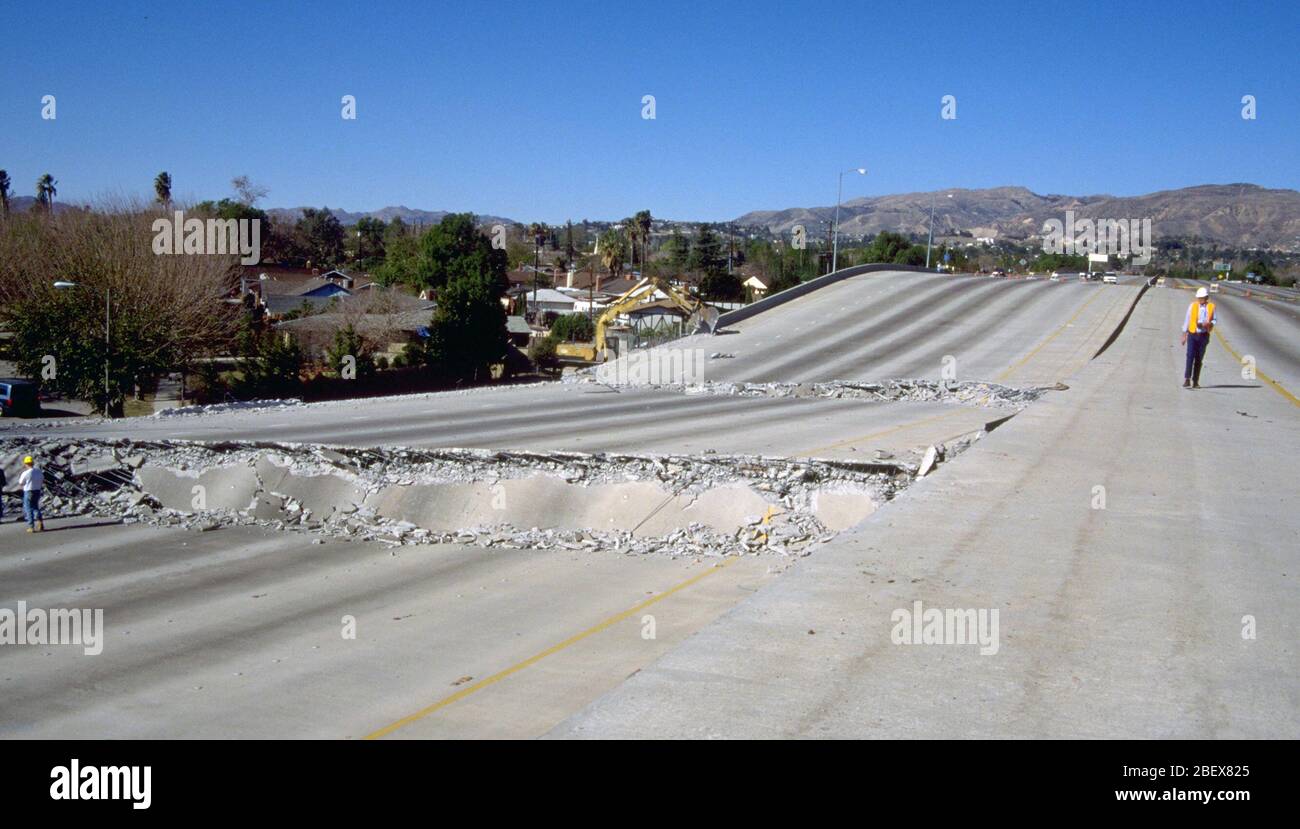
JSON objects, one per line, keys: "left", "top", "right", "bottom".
{"left": 1188, "top": 301, "right": 1215, "bottom": 334}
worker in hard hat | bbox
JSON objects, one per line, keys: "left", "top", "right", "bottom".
{"left": 1180, "top": 287, "right": 1216, "bottom": 388}
{"left": 18, "top": 456, "right": 45, "bottom": 532}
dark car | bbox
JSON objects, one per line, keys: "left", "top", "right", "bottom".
{"left": 0, "top": 378, "right": 41, "bottom": 418}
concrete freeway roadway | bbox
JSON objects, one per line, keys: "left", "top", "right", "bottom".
{"left": 553, "top": 283, "right": 1299, "bottom": 739}
{"left": 1, "top": 269, "right": 1294, "bottom": 739}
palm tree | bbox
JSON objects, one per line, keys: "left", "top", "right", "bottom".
{"left": 527, "top": 222, "right": 548, "bottom": 318}
{"left": 0, "top": 170, "right": 10, "bottom": 218}
{"left": 154, "top": 171, "right": 172, "bottom": 207}
{"left": 599, "top": 229, "right": 626, "bottom": 280}
{"left": 622, "top": 218, "right": 635, "bottom": 273}
{"left": 36, "top": 173, "right": 57, "bottom": 214}
{"left": 634, "top": 210, "right": 652, "bottom": 274}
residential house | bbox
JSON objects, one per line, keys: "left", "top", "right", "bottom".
{"left": 273, "top": 297, "right": 436, "bottom": 361}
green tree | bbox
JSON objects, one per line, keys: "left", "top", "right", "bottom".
{"left": 153, "top": 171, "right": 172, "bottom": 207}
{"left": 412, "top": 213, "right": 508, "bottom": 294}
{"left": 1030, "top": 252, "right": 1089, "bottom": 273}
{"left": 688, "top": 224, "right": 725, "bottom": 276}
{"left": 295, "top": 208, "right": 346, "bottom": 267}
{"left": 862, "top": 231, "right": 913, "bottom": 264}
{"left": 354, "top": 216, "right": 386, "bottom": 265}
{"left": 893, "top": 244, "right": 928, "bottom": 266}
{"left": 698, "top": 271, "right": 743, "bottom": 301}
{"left": 423, "top": 273, "right": 509, "bottom": 382}
{"left": 527, "top": 333, "right": 560, "bottom": 374}
{"left": 550, "top": 312, "right": 595, "bottom": 342}
{"left": 325, "top": 323, "right": 375, "bottom": 378}
{"left": 192, "top": 197, "right": 264, "bottom": 221}
{"left": 373, "top": 218, "right": 419, "bottom": 285}
{"left": 236, "top": 326, "right": 303, "bottom": 397}
{"left": 665, "top": 226, "right": 691, "bottom": 272}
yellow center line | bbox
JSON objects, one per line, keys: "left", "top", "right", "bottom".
{"left": 996, "top": 288, "right": 1105, "bottom": 383}
{"left": 1212, "top": 327, "right": 1300, "bottom": 408}
{"left": 363, "top": 557, "right": 738, "bottom": 739}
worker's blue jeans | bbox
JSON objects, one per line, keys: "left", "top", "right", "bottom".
{"left": 23, "top": 489, "right": 43, "bottom": 528}
{"left": 1185, "top": 332, "right": 1209, "bottom": 383}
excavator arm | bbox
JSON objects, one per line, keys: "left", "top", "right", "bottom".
{"left": 556, "top": 276, "right": 718, "bottom": 363}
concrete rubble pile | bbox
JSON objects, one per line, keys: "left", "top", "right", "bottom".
{"left": 0, "top": 437, "right": 919, "bottom": 558}
{"left": 568, "top": 376, "right": 1046, "bottom": 410}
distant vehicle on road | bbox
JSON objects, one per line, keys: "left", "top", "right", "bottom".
{"left": 1103, "top": 274, "right": 1118, "bottom": 284}
{"left": 990, "top": 269, "right": 1006, "bottom": 278}
{"left": 0, "top": 378, "right": 41, "bottom": 418}
{"left": 1245, "top": 272, "right": 1264, "bottom": 285}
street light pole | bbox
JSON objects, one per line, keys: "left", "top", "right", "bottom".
{"left": 926, "top": 192, "right": 953, "bottom": 270}
{"left": 53, "top": 280, "right": 111, "bottom": 417}
{"left": 831, "top": 167, "right": 866, "bottom": 274}
{"left": 532, "top": 236, "right": 540, "bottom": 323}
{"left": 104, "top": 287, "right": 110, "bottom": 417}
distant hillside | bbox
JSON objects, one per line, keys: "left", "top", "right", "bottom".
{"left": 267, "top": 205, "right": 517, "bottom": 228}
{"left": 735, "top": 184, "right": 1300, "bottom": 250}
{"left": 5, "top": 196, "right": 82, "bottom": 216}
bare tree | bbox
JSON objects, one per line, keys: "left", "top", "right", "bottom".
{"left": 0, "top": 199, "right": 241, "bottom": 415}
{"left": 231, "top": 175, "right": 269, "bottom": 207}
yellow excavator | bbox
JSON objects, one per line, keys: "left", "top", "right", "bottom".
{"left": 555, "top": 276, "right": 720, "bottom": 362}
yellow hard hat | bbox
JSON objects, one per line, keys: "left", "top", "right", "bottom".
{"left": 23, "top": 456, "right": 33, "bottom": 465}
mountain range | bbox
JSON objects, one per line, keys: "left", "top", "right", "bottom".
{"left": 733, "top": 184, "right": 1300, "bottom": 250}
{"left": 265, "top": 205, "right": 517, "bottom": 229}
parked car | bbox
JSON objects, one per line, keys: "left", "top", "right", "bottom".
{"left": 0, "top": 378, "right": 41, "bottom": 418}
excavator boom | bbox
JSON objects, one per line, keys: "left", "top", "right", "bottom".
{"left": 554, "top": 276, "right": 717, "bottom": 362}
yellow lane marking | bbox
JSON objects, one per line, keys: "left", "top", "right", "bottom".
{"left": 364, "top": 557, "right": 738, "bottom": 739}
{"left": 1212, "top": 328, "right": 1300, "bottom": 408}
{"left": 996, "top": 289, "right": 1106, "bottom": 382}
{"left": 797, "top": 408, "right": 968, "bottom": 456}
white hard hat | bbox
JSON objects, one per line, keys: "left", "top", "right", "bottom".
{"left": 1195, "top": 287, "right": 1208, "bottom": 298}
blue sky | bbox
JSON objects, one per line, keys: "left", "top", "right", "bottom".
{"left": 3, "top": 0, "right": 1297, "bottom": 222}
